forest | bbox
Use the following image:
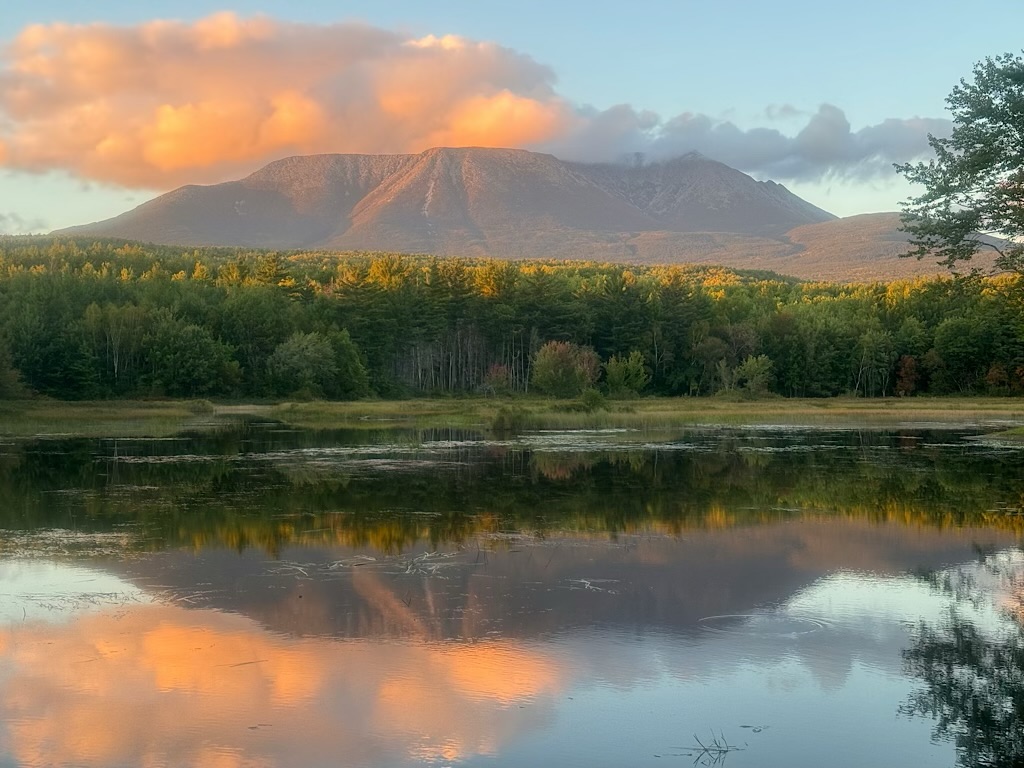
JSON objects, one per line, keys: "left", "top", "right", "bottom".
{"left": 0, "top": 236, "right": 1021, "bottom": 401}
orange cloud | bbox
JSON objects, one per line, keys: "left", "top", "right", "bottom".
{"left": 0, "top": 14, "right": 574, "bottom": 188}
{"left": 0, "top": 604, "right": 565, "bottom": 767}
{"left": 430, "top": 90, "right": 578, "bottom": 148}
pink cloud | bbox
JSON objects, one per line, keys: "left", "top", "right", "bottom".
{"left": 0, "top": 13, "right": 946, "bottom": 190}
{"left": 0, "top": 14, "right": 575, "bottom": 187}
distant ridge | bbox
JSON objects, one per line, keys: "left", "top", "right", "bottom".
{"left": 58, "top": 147, "right": 952, "bottom": 281}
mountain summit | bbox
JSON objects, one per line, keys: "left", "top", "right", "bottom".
{"left": 58, "top": 147, "right": 832, "bottom": 246}
{"left": 58, "top": 147, "right": 937, "bottom": 280}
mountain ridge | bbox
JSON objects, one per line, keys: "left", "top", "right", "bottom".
{"left": 57, "top": 147, "right": 949, "bottom": 281}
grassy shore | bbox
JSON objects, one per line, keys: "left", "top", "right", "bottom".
{"left": 988, "top": 425, "right": 1024, "bottom": 441}
{"left": 270, "top": 396, "right": 1024, "bottom": 432}
{"left": 0, "top": 399, "right": 223, "bottom": 437}
{"left": 2, "top": 396, "right": 1024, "bottom": 438}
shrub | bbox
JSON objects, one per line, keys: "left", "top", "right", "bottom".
{"left": 531, "top": 341, "right": 600, "bottom": 397}
{"left": 578, "top": 387, "right": 607, "bottom": 412}
{"left": 604, "top": 351, "right": 650, "bottom": 397}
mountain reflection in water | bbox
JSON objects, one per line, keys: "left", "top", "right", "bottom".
{"left": 1, "top": 424, "right": 1024, "bottom": 767}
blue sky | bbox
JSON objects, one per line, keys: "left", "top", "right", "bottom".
{"left": 1, "top": 1, "right": 1022, "bottom": 232}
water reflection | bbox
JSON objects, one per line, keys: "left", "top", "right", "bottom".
{"left": 0, "top": 560, "right": 151, "bottom": 623}
{"left": 2, "top": 424, "right": 1024, "bottom": 767}
{"left": 105, "top": 518, "right": 1014, "bottom": 642}
{"left": 0, "top": 548, "right": 969, "bottom": 768}
{"left": 903, "top": 552, "right": 1024, "bottom": 768}
{"left": 1, "top": 424, "right": 1023, "bottom": 556}
{"left": 1, "top": 596, "right": 561, "bottom": 767}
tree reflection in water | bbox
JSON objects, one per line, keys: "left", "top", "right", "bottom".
{"left": 903, "top": 551, "right": 1024, "bottom": 768}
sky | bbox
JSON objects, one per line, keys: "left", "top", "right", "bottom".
{"left": 1, "top": 0, "right": 1022, "bottom": 233}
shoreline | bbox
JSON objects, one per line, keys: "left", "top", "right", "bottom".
{"left": 3, "top": 396, "right": 1024, "bottom": 438}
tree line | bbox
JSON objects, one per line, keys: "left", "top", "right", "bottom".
{"left": 0, "top": 237, "right": 1022, "bottom": 401}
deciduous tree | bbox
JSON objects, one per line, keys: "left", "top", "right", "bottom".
{"left": 897, "top": 52, "right": 1024, "bottom": 272}
{"left": 531, "top": 341, "right": 599, "bottom": 397}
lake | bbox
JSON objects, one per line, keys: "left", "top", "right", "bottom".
{"left": 2, "top": 420, "right": 1024, "bottom": 767}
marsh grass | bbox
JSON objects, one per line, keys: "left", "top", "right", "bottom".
{"left": 0, "top": 399, "right": 229, "bottom": 437}
{"left": 985, "top": 425, "right": 1024, "bottom": 441}
{"left": 271, "top": 396, "right": 1024, "bottom": 433}
{"left": 3, "top": 396, "right": 1022, "bottom": 438}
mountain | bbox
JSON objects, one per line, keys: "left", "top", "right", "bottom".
{"left": 61, "top": 154, "right": 414, "bottom": 249}
{"left": 569, "top": 152, "right": 833, "bottom": 235}
{"left": 331, "top": 147, "right": 659, "bottom": 255}
{"left": 57, "top": 147, "right": 950, "bottom": 281}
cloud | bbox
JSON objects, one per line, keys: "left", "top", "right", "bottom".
{"left": 0, "top": 603, "right": 565, "bottom": 767}
{"left": 0, "top": 211, "right": 47, "bottom": 234}
{"left": 546, "top": 103, "right": 950, "bottom": 181}
{"left": 764, "top": 103, "right": 808, "bottom": 121}
{"left": 0, "top": 13, "right": 946, "bottom": 190}
{"left": 0, "top": 14, "right": 576, "bottom": 187}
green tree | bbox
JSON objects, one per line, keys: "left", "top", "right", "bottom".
{"left": 267, "top": 332, "right": 338, "bottom": 398}
{"left": 218, "top": 289, "right": 295, "bottom": 394}
{"left": 82, "top": 302, "right": 149, "bottom": 394}
{"left": 0, "top": 338, "right": 26, "bottom": 398}
{"left": 854, "top": 327, "right": 896, "bottom": 397}
{"left": 325, "top": 329, "right": 371, "bottom": 400}
{"left": 8, "top": 309, "right": 97, "bottom": 399}
{"left": 589, "top": 270, "right": 652, "bottom": 359}
{"left": 603, "top": 350, "right": 650, "bottom": 397}
{"left": 931, "top": 316, "right": 992, "bottom": 393}
{"left": 267, "top": 330, "right": 370, "bottom": 400}
{"left": 734, "top": 354, "right": 775, "bottom": 396}
{"left": 144, "top": 312, "right": 239, "bottom": 397}
{"left": 897, "top": 52, "right": 1024, "bottom": 272}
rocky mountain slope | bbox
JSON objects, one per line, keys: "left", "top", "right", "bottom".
{"left": 58, "top": 147, "right": 949, "bottom": 281}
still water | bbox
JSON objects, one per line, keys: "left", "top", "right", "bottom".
{"left": 2, "top": 422, "right": 1024, "bottom": 767}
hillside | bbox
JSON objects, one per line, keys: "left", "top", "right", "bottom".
{"left": 57, "top": 147, "right": 958, "bottom": 281}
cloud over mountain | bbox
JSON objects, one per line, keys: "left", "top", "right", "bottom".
{"left": 548, "top": 104, "right": 950, "bottom": 181}
{"left": 0, "top": 14, "right": 575, "bottom": 187}
{"left": 0, "top": 13, "right": 947, "bottom": 190}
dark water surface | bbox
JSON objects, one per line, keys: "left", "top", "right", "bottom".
{"left": 2, "top": 422, "right": 1024, "bottom": 767}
